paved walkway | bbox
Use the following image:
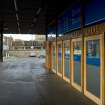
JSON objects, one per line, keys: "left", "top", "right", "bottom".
{"left": 0, "top": 57, "right": 97, "bottom": 105}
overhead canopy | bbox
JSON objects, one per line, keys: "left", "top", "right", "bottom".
{"left": 0, "top": 0, "right": 82, "bottom": 34}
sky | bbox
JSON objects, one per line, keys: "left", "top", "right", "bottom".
{"left": 4, "top": 34, "right": 36, "bottom": 41}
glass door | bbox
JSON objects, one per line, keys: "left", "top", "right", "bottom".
{"left": 52, "top": 43, "right": 56, "bottom": 73}
{"left": 63, "top": 40, "right": 70, "bottom": 82}
{"left": 71, "top": 38, "right": 82, "bottom": 92}
{"left": 84, "top": 35, "right": 104, "bottom": 105}
{"left": 57, "top": 41, "right": 63, "bottom": 77}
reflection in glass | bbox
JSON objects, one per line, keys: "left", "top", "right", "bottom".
{"left": 64, "top": 42, "right": 70, "bottom": 78}
{"left": 58, "top": 44, "right": 62, "bottom": 74}
{"left": 73, "top": 41, "right": 81, "bottom": 85}
{"left": 86, "top": 40, "right": 100, "bottom": 98}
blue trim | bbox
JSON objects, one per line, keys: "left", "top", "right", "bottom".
{"left": 73, "top": 55, "right": 100, "bottom": 66}
{"left": 86, "top": 57, "right": 100, "bottom": 66}
{"left": 73, "top": 55, "right": 81, "bottom": 61}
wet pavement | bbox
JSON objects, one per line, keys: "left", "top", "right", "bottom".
{"left": 0, "top": 57, "right": 96, "bottom": 105}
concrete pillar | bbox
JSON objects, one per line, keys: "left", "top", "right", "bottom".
{"left": 0, "top": 21, "right": 3, "bottom": 62}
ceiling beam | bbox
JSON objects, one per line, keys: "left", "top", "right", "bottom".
{"left": 14, "top": 0, "right": 20, "bottom": 33}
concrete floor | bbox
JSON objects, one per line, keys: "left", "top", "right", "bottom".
{"left": 0, "top": 57, "right": 97, "bottom": 105}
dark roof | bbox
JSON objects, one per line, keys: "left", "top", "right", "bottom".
{"left": 0, "top": 0, "right": 82, "bottom": 34}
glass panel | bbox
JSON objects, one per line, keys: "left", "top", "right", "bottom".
{"left": 53, "top": 46, "right": 56, "bottom": 70}
{"left": 86, "top": 39, "right": 100, "bottom": 98}
{"left": 58, "top": 44, "right": 62, "bottom": 74}
{"left": 64, "top": 42, "right": 70, "bottom": 78}
{"left": 73, "top": 41, "right": 81, "bottom": 85}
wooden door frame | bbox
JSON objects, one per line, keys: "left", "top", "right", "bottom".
{"left": 52, "top": 42, "right": 56, "bottom": 73}
{"left": 71, "top": 38, "right": 82, "bottom": 92}
{"left": 57, "top": 41, "right": 63, "bottom": 77}
{"left": 84, "top": 34, "right": 104, "bottom": 105}
{"left": 63, "top": 40, "right": 70, "bottom": 83}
